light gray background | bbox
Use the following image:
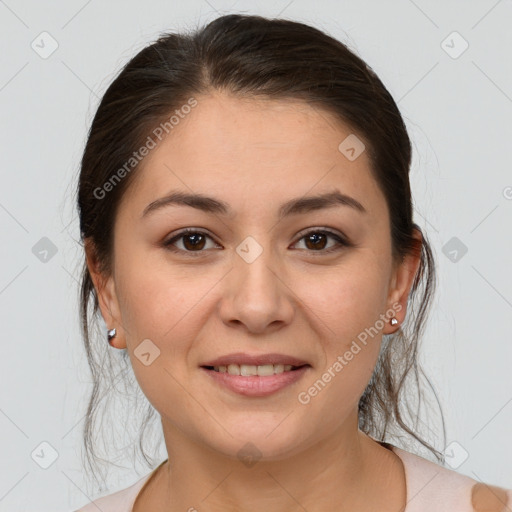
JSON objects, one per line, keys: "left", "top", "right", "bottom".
{"left": 0, "top": 1, "right": 511, "bottom": 510}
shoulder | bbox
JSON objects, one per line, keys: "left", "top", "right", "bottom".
{"left": 72, "top": 473, "right": 152, "bottom": 512}
{"left": 471, "top": 482, "right": 512, "bottom": 512}
{"left": 391, "top": 445, "right": 512, "bottom": 512}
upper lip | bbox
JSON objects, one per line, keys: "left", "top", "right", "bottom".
{"left": 201, "top": 352, "right": 310, "bottom": 367}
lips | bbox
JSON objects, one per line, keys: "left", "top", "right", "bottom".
{"left": 200, "top": 364, "right": 311, "bottom": 397}
{"left": 200, "top": 352, "right": 310, "bottom": 368}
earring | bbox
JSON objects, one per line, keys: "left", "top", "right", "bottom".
{"left": 107, "top": 328, "right": 117, "bottom": 346}
{"left": 390, "top": 318, "right": 398, "bottom": 326}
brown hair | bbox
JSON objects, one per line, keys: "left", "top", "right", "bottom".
{"left": 76, "top": 13, "right": 445, "bottom": 488}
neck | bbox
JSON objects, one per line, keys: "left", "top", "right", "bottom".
{"left": 142, "top": 410, "right": 403, "bottom": 512}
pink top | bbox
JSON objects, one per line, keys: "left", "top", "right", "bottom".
{"left": 74, "top": 443, "right": 512, "bottom": 511}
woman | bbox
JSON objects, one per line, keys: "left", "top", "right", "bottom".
{"left": 73, "top": 13, "right": 511, "bottom": 511}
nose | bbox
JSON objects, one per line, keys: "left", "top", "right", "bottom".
{"left": 217, "top": 241, "right": 295, "bottom": 334}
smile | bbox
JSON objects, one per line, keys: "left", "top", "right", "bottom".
{"left": 204, "top": 363, "right": 303, "bottom": 376}
{"left": 200, "top": 364, "right": 311, "bottom": 397}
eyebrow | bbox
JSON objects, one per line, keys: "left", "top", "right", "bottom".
{"left": 141, "top": 189, "right": 367, "bottom": 220}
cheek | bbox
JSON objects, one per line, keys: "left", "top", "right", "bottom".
{"left": 300, "top": 261, "right": 390, "bottom": 411}
{"left": 115, "top": 253, "right": 217, "bottom": 349}
{"left": 114, "top": 261, "right": 205, "bottom": 413}
{"left": 303, "top": 254, "right": 391, "bottom": 337}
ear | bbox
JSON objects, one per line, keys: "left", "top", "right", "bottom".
{"left": 84, "top": 238, "right": 126, "bottom": 349}
{"left": 382, "top": 228, "right": 422, "bottom": 335}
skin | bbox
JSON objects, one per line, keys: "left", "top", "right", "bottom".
{"left": 86, "top": 91, "right": 421, "bottom": 511}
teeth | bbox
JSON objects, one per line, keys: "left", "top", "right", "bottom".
{"left": 214, "top": 364, "right": 295, "bottom": 375}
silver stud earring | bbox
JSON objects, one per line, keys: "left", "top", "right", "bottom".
{"left": 107, "top": 328, "right": 117, "bottom": 345}
{"left": 390, "top": 318, "right": 398, "bottom": 326}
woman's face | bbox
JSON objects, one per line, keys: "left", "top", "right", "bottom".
{"left": 88, "top": 91, "right": 418, "bottom": 459}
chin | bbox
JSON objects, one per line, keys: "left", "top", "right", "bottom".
{"left": 202, "top": 418, "right": 310, "bottom": 463}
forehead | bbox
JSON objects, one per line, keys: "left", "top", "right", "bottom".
{"left": 121, "top": 92, "right": 385, "bottom": 219}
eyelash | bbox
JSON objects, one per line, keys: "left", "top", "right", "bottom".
{"left": 162, "top": 227, "right": 352, "bottom": 257}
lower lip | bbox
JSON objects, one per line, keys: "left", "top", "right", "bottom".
{"left": 200, "top": 366, "right": 310, "bottom": 397}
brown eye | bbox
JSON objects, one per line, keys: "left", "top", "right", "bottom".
{"left": 303, "top": 232, "right": 329, "bottom": 250}
{"left": 163, "top": 228, "right": 351, "bottom": 258}
{"left": 163, "top": 229, "right": 218, "bottom": 256}
{"left": 293, "top": 229, "right": 349, "bottom": 254}
{"left": 181, "top": 232, "right": 207, "bottom": 251}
